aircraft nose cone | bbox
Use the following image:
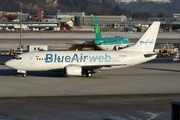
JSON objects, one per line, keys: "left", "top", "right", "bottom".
{"left": 5, "top": 60, "right": 14, "bottom": 68}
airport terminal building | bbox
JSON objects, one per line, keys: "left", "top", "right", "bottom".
{"left": 56, "top": 11, "right": 127, "bottom": 29}
{"left": 1, "top": 11, "right": 180, "bottom": 32}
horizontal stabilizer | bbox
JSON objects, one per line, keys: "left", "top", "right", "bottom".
{"left": 144, "top": 52, "right": 158, "bottom": 58}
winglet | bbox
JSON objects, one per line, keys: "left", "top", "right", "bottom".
{"left": 94, "top": 16, "right": 102, "bottom": 39}
{"left": 121, "top": 21, "right": 160, "bottom": 52}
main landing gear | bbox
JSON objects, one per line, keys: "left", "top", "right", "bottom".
{"left": 85, "top": 70, "right": 92, "bottom": 77}
{"left": 86, "top": 73, "right": 92, "bottom": 77}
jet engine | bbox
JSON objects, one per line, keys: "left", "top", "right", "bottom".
{"left": 113, "top": 45, "right": 123, "bottom": 51}
{"left": 63, "top": 66, "right": 82, "bottom": 76}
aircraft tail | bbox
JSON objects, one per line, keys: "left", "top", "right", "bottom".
{"left": 94, "top": 16, "right": 102, "bottom": 39}
{"left": 121, "top": 21, "right": 160, "bottom": 52}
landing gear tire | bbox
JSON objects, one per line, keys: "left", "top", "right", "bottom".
{"left": 22, "top": 73, "right": 27, "bottom": 77}
{"left": 113, "top": 46, "right": 119, "bottom": 51}
{"left": 86, "top": 73, "right": 92, "bottom": 77}
{"left": 115, "top": 46, "right": 119, "bottom": 51}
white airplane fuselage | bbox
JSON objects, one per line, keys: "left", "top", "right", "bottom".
{"left": 6, "top": 51, "right": 156, "bottom": 71}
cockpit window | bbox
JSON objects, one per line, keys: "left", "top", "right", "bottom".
{"left": 99, "top": 42, "right": 103, "bottom": 45}
{"left": 14, "top": 56, "right": 22, "bottom": 60}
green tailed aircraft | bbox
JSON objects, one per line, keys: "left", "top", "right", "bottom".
{"left": 93, "top": 16, "right": 131, "bottom": 50}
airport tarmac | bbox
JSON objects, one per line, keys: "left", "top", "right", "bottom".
{"left": 0, "top": 38, "right": 180, "bottom": 52}
{"left": 0, "top": 32, "right": 180, "bottom": 51}
{"left": 0, "top": 32, "right": 179, "bottom": 39}
{"left": 0, "top": 32, "right": 180, "bottom": 119}
{"left": 1, "top": 62, "right": 180, "bottom": 97}
{"left": 0, "top": 62, "right": 180, "bottom": 120}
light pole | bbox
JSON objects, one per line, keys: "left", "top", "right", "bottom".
{"left": 17, "top": 14, "right": 29, "bottom": 51}
{"left": 20, "top": 18, "right": 22, "bottom": 49}
{"left": 179, "top": 31, "right": 180, "bottom": 51}
{"left": 20, "top": 3, "right": 22, "bottom": 50}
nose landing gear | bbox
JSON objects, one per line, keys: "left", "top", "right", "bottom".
{"left": 22, "top": 73, "right": 27, "bottom": 77}
{"left": 17, "top": 70, "right": 27, "bottom": 77}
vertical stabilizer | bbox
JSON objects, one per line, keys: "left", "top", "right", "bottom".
{"left": 94, "top": 16, "right": 102, "bottom": 39}
{"left": 121, "top": 21, "right": 160, "bottom": 52}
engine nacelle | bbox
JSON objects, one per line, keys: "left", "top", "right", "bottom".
{"left": 64, "top": 66, "right": 82, "bottom": 76}
{"left": 114, "top": 45, "right": 121, "bottom": 51}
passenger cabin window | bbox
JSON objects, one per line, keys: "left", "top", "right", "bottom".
{"left": 36, "top": 58, "right": 52, "bottom": 61}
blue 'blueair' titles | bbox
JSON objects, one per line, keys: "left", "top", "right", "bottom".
{"left": 45, "top": 53, "right": 118, "bottom": 63}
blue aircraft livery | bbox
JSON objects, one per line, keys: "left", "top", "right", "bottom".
{"left": 45, "top": 53, "right": 120, "bottom": 63}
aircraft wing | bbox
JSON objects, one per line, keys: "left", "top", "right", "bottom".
{"left": 65, "top": 40, "right": 93, "bottom": 46}
{"left": 81, "top": 64, "right": 127, "bottom": 70}
{"left": 72, "top": 40, "right": 93, "bottom": 44}
{"left": 50, "top": 64, "right": 127, "bottom": 72}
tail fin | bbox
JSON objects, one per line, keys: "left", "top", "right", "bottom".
{"left": 121, "top": 21, "right": 160, "bottom": 52}
{"left": 94, "top": 16, "right": 102, "bottom": 39}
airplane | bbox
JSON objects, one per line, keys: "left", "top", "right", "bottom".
{"left": 68, "top": 16, "right": 132, "bottom": 51}
{"left": 93, "top": 16, "right": 132, "bottom": 51}
{"left": 5, "top": 21, "right": 160, "bottom": 77}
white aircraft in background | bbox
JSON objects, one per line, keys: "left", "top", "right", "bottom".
{"left": 5, "top": 21, "right": 160, "bottom": 77}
